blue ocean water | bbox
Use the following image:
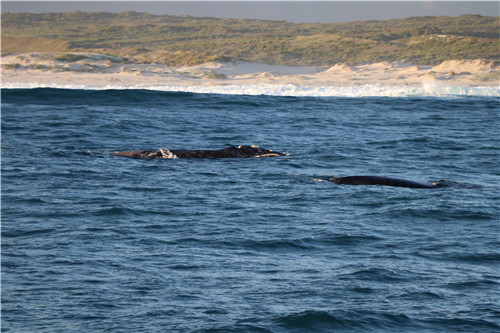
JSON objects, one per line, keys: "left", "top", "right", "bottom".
{"left": 2, "top": 88, "right": 499, "bottom": 332}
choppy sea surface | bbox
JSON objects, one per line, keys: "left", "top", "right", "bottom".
{"left": 2, "top": 87, "right": 499, "bottom": 332}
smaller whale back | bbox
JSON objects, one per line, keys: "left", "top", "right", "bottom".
{"left": 331, "top": 176, "right": 448, "bottom": 189}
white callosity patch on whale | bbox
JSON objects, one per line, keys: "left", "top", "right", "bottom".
{"left": 140, "top": 148, "right": 177, "bottom": 159}
{"left": 158, "top": 148, "right": 177, "bottom": 159}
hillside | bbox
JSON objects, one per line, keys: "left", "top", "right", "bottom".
{"left": 2, "top": 11, "right": 499, "bottom": 66}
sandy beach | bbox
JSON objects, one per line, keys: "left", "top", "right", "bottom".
{"left": 1, "top": 53, "right": 499, "bottom": 89}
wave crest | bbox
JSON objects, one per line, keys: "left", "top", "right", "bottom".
{"left": 2, "top": 83, "right": 498, "bottom": 97}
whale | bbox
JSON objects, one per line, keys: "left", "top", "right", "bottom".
{"left": 113, "top": 145, "right": 286, "bottom": 159}
{"left": 330, "top": 176, "right": 448, "bottom": 188}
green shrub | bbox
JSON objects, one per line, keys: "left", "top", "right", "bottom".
{"left": 1, "top": 63, "right": 21, "bottom": 69}
{"left": 55, "top": 54, "right": 88, "bottom": 62}
{"left": 2, "top": 12, "right": 498, "bottom": 66}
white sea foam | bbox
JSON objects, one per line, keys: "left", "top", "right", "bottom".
{"left": 2, "top": 82, "right": 499, "bottom": 98}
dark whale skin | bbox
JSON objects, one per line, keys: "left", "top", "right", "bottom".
{"left": 331, "top": 176, "right": 448, "bottom": 188}
{"left": 113, "top": 145, "right": 286, "bottom": 159}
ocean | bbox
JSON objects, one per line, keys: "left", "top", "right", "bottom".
{"left": 2, "top": 87, "right": 499, "bottom": 332}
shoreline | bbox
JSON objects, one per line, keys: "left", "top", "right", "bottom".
{"left": 2, "top": 53, "right": 499, "bottom": 94}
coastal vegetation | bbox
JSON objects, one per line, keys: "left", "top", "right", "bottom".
{"left": 2, "top": 11, "right": 499, "bottom": 66}
{"left": 54, "top": 53, "right": 88, "bottom": 62}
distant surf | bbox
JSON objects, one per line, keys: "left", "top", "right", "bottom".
{"left": 2, "top": 83, "right": 499, "bottom": 97}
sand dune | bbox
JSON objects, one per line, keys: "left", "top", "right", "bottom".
{"left": 2, "top": 52, "right": 499, "bottom": 88}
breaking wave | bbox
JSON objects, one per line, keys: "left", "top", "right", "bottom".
{"left": 2, "top": 82, "right": 499, "bottom": 97}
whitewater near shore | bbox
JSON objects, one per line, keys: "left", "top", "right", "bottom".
{"left": 2, "top": 53, "right": 499, "bottom": 96}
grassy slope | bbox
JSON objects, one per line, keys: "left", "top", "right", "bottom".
{"left": 2, "top": 11, "right": 499, "bottom": 66}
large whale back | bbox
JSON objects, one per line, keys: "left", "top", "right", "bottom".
{"left": 113, "top": 145, "right": 285, "bottom": 159}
